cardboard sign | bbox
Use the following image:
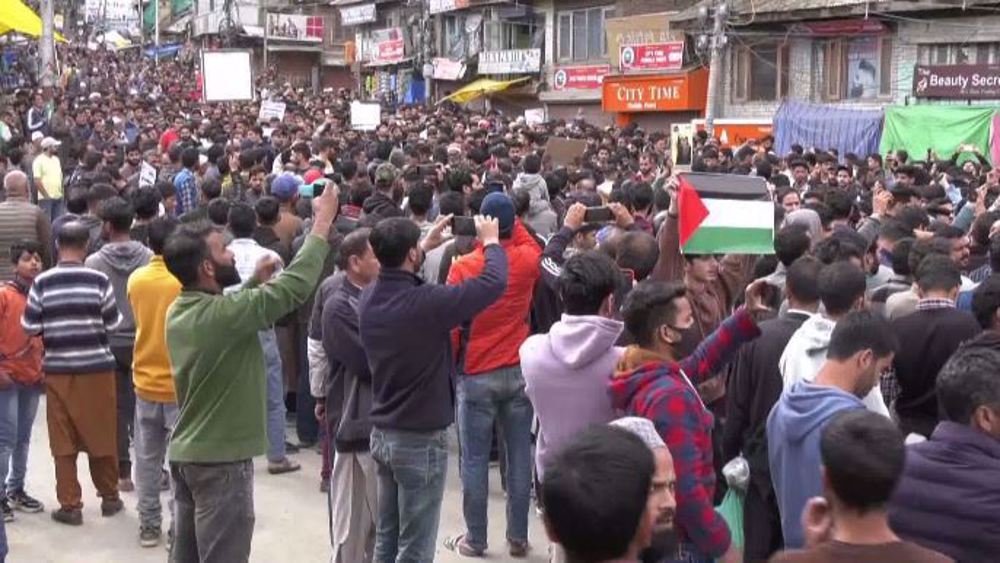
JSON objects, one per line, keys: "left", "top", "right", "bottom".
{"left": 350, "top": 101, "right": 381, "bottom": 131}
{"left": 552, "top": 65, "right": 610, "bottom": 91}
{"left": 524, "top": 108, "right": 546, "bottom": 125}
{"left": 544, "top": 137, "right": 589, "bottom": 167}
{"left": 620, "top": 42, "right": 684, "bottom": 72}
{"left": 258, "top": 100, "right": 286, "bottom": 123}
{"left": 139, "top": 161, "right": 157, "bottom": 188}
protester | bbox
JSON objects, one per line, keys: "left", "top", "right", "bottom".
{"left": 84, "top": 197, "right": 153, "bottom": 492}
{"left": 889, "top": 334, "right": 1000, "bottom": 561}
{"left": 32, "top": 137, "right": 64, "bottom": 220}
{"left": 225, "top": 202, "right": 300, "bottom": 475}
{"left": 768, "top": 311, "right": 899, "bottom": 549}
{"left": 724, "top": 256, "right": 823, "bottom": 560}
{"left": 540, "top": 425, "right": 657, "bottom": 563}
{"left": 610, "top": 278, "right": 772, "bottom": 563}
{"left": 770, "top": 410, "right": 950, "bottom": 563}
{"left": 0, "top": 171, "right": 51, "bottom": 281}
{"left": 890, "top": 255, "right": 980, "bottom": 438}
{"left": 163, "top": 184, "right": 339, "bottom": 562}
{"left": 21, "top": 222, "right": 123, "bottom": 525}
{"left": 446, "top": 192, "right": 540, "bottom": 558}
{"left": 0, "top": 241, "right": 45, "bottom": 521}
{"left": 359, "top": 214, "right": 506, "bottom": 562}
{"left": 126, "top": 216, "right": 181, "bottom": 548}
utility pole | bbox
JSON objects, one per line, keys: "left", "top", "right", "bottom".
{"left": 39, "top": 0, "right": 56, "bottom": 87}
{"left": 154, "top": 0, "right": 160, "bottom": 66}
{"left": 701, "top": 0, "right": 728, "bottom": 139}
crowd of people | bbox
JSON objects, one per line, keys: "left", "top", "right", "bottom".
{"left": 0, "top": 42, "right": 998, "bottom": 563}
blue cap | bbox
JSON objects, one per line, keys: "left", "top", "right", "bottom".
{"left": 480, "top": 192, "right": 515, "bottom": 236}
{"left": 270, "top": 173, "right": 302, "bottom": 202}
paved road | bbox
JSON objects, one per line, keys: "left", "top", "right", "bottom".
{"left": 8, "top": 398, "right": 549, "bottom": 562}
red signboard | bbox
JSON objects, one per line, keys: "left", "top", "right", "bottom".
{"left": 798, "top": 19, "right": 885, "bottom": 36}
{"left": 553, "top": 65, "right": 610, "bottom": 91}
{"left": 620, "top": 42, "right": 684, "bottom": 72}
{"left": 376, "top": 38, "right": 404, "bottom": 64}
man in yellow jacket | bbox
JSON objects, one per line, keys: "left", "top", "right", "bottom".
{"left": 127, "top": 216, "right": 182, "bottom": 549}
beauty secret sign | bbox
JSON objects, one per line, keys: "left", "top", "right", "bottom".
{"left": 913, "top": 64, "right": 1000, "bottom": 99}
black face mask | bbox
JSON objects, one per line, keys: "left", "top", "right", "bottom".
{"left": 213, "top": 259, "right": 242, "bottom": 289}
{"left": 669, "top": 324, "right": 699, "bottom": 358}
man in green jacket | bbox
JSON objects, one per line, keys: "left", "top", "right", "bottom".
{"left": 163, "top": 184, "right": 340, "bottom": 563}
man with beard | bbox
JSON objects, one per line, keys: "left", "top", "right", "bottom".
{"left": 163, "top": 184, "right": 340, "bottom": 562}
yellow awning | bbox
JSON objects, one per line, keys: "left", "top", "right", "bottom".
{"left": 438, "top": 76, "right": 531, "bottom": 104}
{"left": 0, "top": 0, "right": 68, "bottom": 41}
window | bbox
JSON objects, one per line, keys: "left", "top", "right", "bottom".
{"left": 917, "top": 42, "right": 1000, "bottom": 65}
{"left": 557, "top": 6, "right": 614, "bottom": 62}
{"left": 483, "top": 11, "right": 544, "bottom": 53}
{"left": 822, "top": 35, "right": 893, "bottom": 100}
{"left": 732, "top": 43, "right": 789, "bottom": 102}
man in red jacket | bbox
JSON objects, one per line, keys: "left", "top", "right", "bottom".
{"left": 445, "top": 192, "right": 541, "bottom": 558}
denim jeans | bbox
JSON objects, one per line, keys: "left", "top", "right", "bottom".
{"left": 135, "top": 397, "right": 178, "bottom": 529}
{"left": 259, "top": 329, "right": 287, "bottom": 462}
{"left": 0, "top": 382, "right": 42, "bottom": 498}
{"left": 457, "top": 366, "right": 534, "bottom": 551}
{"left": 370, "top": 427, "right": 448, "bottom": 563}
{"left": 170, "top": 459, "right": 254, "bottom": 563}
{"left": 37, "top": 197, "right": 65, "bottom": 222}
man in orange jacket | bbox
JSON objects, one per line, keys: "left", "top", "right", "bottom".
{"left": 445, "top": 192, "right": 541, "bottom": 558}
{"left": 0, "top": 240, "right": 46, "bottom": 522}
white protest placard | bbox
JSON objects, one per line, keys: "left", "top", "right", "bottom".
{"left": 201, "top": 50, "right": 254, "bottom": 102}
{"left": 139, "top": 161, "right": 157, "bottom": 188}
{"left": 258, "top": 100, "right": 286, "bottom": 123}
{"left": 524, "top": 108, "right": 545, "bottom": 125}
{"left": 350, "top": 101, "right": 381, "bottom": 132}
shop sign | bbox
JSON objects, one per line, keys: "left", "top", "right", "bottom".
{"left": 433, "top": 58, "right": 466, "bottom": 80}
{"left": 602, "top": 69, "right": 708, "bottom": 113}
{"left": 340, "top": 4, "right": 376, "bottom": 27}
{"left": 606, "top": 12, "right": 682, "bottom": 70}
{"left": 620, "top": 42, "right": 683, "bottom": 72}
{"left": 266, "top": 13, "right": 324, "bottom": 42}
{"left": 479, "top": 49, "right": 541, "bottom": 74}
{"left": 690, "top": 119, "right": 773, "bottom": 148}
{"left": 368, "top": 28, "right": 406, "bottom": 65}
{"left": 913, "top": 64, "right": 1000, "bottom": 99}
{"left": 553, "top": 65, "right": 610, "bottom": 91}
{"left": 792, "top": 19, "right": 886, "bottom": 36}
{"left": 429, "top": 0, "right": 470, "bottom": 15}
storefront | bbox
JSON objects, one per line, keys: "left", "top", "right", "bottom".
{"left": 601, "top": 68, "right": 709, "bottom": 132}
{"left": 359, "top": 26, "right": 421, "bottom": 104}
{"left": 540, "top": 64, "right": 611, "bottom": 124}
{"left": 265, "top": 13, "right": 325, "bottom": 89}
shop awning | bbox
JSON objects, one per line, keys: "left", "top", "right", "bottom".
{"left": 438, "top": 76, "right": 530, "bottom": 104}
{"left": 0, "top": 0, "right": 67, "bottom": 41}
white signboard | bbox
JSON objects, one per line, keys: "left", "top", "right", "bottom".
{"left": 524, "top": 108, "right": 546, "bottom": 125}
{"left": 139, "top": 162, "right": 157, "bottom": 188}
{"left": 201, "top": 50, "right": 255, "bottom": 102}
{"left": 340, "top": 4, "right": 376, "bottom": 26}
{"left": 258, "top": 100, "right": 287, "bottom": 123}
{"left": 478, "top": 49, "right": 541, "bottom": 75}
{"left": 85, "top": 0, "right": 139, "bottom": 32}
{"left": 433, "top": 58, "right": 466, "bottom": 80}
{"left": 350, "top": 101, "right": 381, "bottom": 132}
{"left": 266, "top": 13, "right": 324, "bottom": 42}
{"left": 430, "top": 0, "right": 470, "bottom": 14}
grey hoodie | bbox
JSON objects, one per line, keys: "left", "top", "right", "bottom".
{"left": 521, "top": 314, "right": 624, "bottom": 480}
{"left": 84, "top": 240, "right": 153, "bottom": 347}
{"left": 778, "top": 314, "right": 889, "bottom": 416}
{"left": 512, "top": 172, "right": 557, "bottom": 236}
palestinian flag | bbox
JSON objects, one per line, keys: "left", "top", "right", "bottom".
{"left": 677, "top": 173, "right": 774, "bottom": 254}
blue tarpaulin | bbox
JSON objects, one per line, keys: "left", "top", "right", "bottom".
{"left": 773, "top": 101, "right": 884, "bottom": 160}
{"left": 143, "top": 43, "right": 182, "bottom": 59}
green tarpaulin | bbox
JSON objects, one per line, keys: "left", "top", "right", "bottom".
{"left": 880, "top": 106, "right": 994, "bottom": 165}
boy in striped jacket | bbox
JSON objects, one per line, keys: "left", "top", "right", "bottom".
{"left": 21, "top": 221, "right": 123, "bottom": 526}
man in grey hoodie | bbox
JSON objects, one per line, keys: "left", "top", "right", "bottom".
{"left": 512, "top": 154, "right": 556, "bottom": 237}
{"left": 84, "top": 197, "right": 153, "bottom": 491}
{"left": 521, "top": 250, "right": 624, "bottom": 484}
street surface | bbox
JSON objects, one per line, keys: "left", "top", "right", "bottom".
{"left": 8, "top": 398, "right": 549, "bottom": 562}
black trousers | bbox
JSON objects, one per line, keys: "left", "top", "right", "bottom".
{"left": 111, "top": 344, "right": 135, "bottom": 478}
{"left": 743, "top": 480, "right": 783, "bottom": 562}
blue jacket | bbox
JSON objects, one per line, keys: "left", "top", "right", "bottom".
{"left": 767, "top": 381, "right": 865, "bottom": 548}
{"left": 359, "top": 244, "right": 507, "bottom": 432}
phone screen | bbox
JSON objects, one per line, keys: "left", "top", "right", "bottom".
{"left": 451, "top": 216, "right": 477, "bottom": 237}
{"left": 583, "top": 206, "right": 614, "bottom": 223}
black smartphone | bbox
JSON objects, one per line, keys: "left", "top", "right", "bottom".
{"left": 583, "top": 206, "right": 614, "bottom": 223}
{"left": 418, "top": 164, "right": 436, "bottom": 177}
{"left": 451, "top": 216, "right": 477, "bottom": 236}
{"left": 313, "top": 180, "right": 326, "bottom": 197}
